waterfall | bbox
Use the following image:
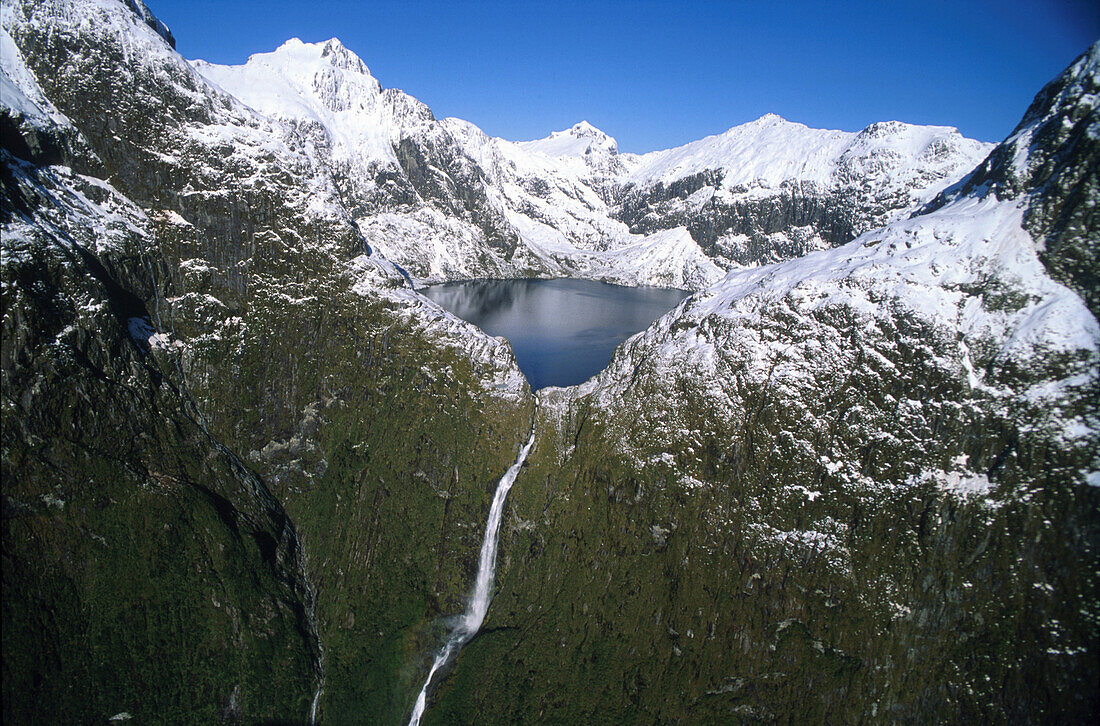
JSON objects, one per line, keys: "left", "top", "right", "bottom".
{"left": 308, "top": 686, "right": 322, "bottom": 725}
{"left": 408, "top": 428, "right": 537, "bottom": 726}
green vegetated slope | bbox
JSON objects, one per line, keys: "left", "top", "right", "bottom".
{"left": 429, "top": 47, "right": 1100, "bottom": 724}
{"left": 4, "top": 1, "right": 535, "bottom": 722}
{"left": 441, "top": 327, "right": 1097, "bottom": 723}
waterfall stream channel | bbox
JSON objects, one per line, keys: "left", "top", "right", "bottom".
{"left": 408, "top": 422, "right": 538, "bottom": 725}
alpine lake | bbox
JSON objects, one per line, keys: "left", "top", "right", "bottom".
{"left": 421, "top": 278, "right": 691, "bottom": 390}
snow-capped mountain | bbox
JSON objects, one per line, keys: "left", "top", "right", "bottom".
{"left": 517, "top": 119, "right": 630, "bottom": 181}
{"left": 614, "top": 113, "right": 994, "bottom": 267}
{"left": 192, "top": 42, "right": 721, "bottom": 289}
{"left": 191, "top": 39, "right": 991, "bottom": 290}
{"left": 193, "top": 38, "right": 542, "bottom": 283}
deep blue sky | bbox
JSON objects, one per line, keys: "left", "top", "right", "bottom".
{"left": 147, "top": 0, "right": 1098, "bottom": 153}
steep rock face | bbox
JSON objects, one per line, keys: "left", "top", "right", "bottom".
{"left": 430, "top": 47, "right": 1099, "bottom": 724}
{"left": 1, "top": 72, "right": 320, "bottom": 721}
{"left": 4, "top": 1, "right": 537, "bottom": 722}
{"left": 443, "top": 117, "right": 727, "bottom": 289}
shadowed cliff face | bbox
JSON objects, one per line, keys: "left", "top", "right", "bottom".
{"left": 1, "top": 124, "right": 321, "bottom": 721}
{"left": 923, "top": 43, "right": 1100, "bottom": 319}
{"left": 613, "top": 172, "right": 856, "bottom": 265}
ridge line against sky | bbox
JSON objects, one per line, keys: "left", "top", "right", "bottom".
{"left": 147, "top": 0, "right": 1098, "bottom": 154}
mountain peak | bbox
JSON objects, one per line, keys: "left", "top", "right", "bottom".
{"left": 263, "top": 37, "right": 370, "bottom": 76}
{"left": 722, "top": 113, "right": 806, "bottom": 135}
{"left": 570, "top": 120, "right": 604, "bottom": 138}
{"left": 518, "top": 120, "right": 619, "bottom": 159}
{"left": 272, "top": 37, "right": 307, "bottom": 53}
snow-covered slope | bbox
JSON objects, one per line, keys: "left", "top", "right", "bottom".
{"left": 192, "top": 39, "right": 544, "bottom": 284}
{"left": 577, "top": 46, "right": 1098, "bottom": 493}
{"left": 194, "top": 38, "right": 400, "bottom": 167}
{"left": 628, "top": 114, "right": 850, "bottom": 188}
{"left": 519, "top": 120, "right": 617, "bottom": 159}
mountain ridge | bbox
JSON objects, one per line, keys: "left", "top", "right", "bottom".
{"left": 190, "top": 35, "right": 993, "bottom": 288}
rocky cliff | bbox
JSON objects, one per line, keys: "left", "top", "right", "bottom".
{"left": 1, "top": 30, "right": 321, "bottom": 719}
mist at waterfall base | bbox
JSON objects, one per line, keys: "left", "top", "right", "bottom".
{"left": 422, "top": 279, "right": 690, "bottom": 389}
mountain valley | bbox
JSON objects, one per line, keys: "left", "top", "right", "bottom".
{"left": 2, "top": 1, "right": 1097, "bottom": 723}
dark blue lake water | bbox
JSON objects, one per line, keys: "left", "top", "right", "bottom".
{"left": 422, "top": 278, "right": 690, "bottom": 390}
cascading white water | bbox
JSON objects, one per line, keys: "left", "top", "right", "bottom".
{"left": 309, "top": 686, "right": 322, "bottom": 725}
{"left": 408, "top": 429, "right": 537, "bottom": 726}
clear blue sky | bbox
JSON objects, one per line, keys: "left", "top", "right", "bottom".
{"left": 146, "top": 0, "right": 1098, "bottom": 153}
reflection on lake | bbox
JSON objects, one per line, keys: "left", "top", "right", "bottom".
{"left": 422, "top": 278, "right": 690, "bottom": 390}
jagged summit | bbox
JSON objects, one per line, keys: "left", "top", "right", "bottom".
{"left": 263, "top": 37, "right": 371, "bottom": 75}
{"left": 192, "top": 36, "right": 400, "bottom": 163}
{"left": 724, "top": 113, "right": 822, "bottom": 135}
{"left": 935, "top": 39, "right": 1099, "bottom": 202}
{"left": 205, "top": 36, "right": 375, "bottom": 80}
